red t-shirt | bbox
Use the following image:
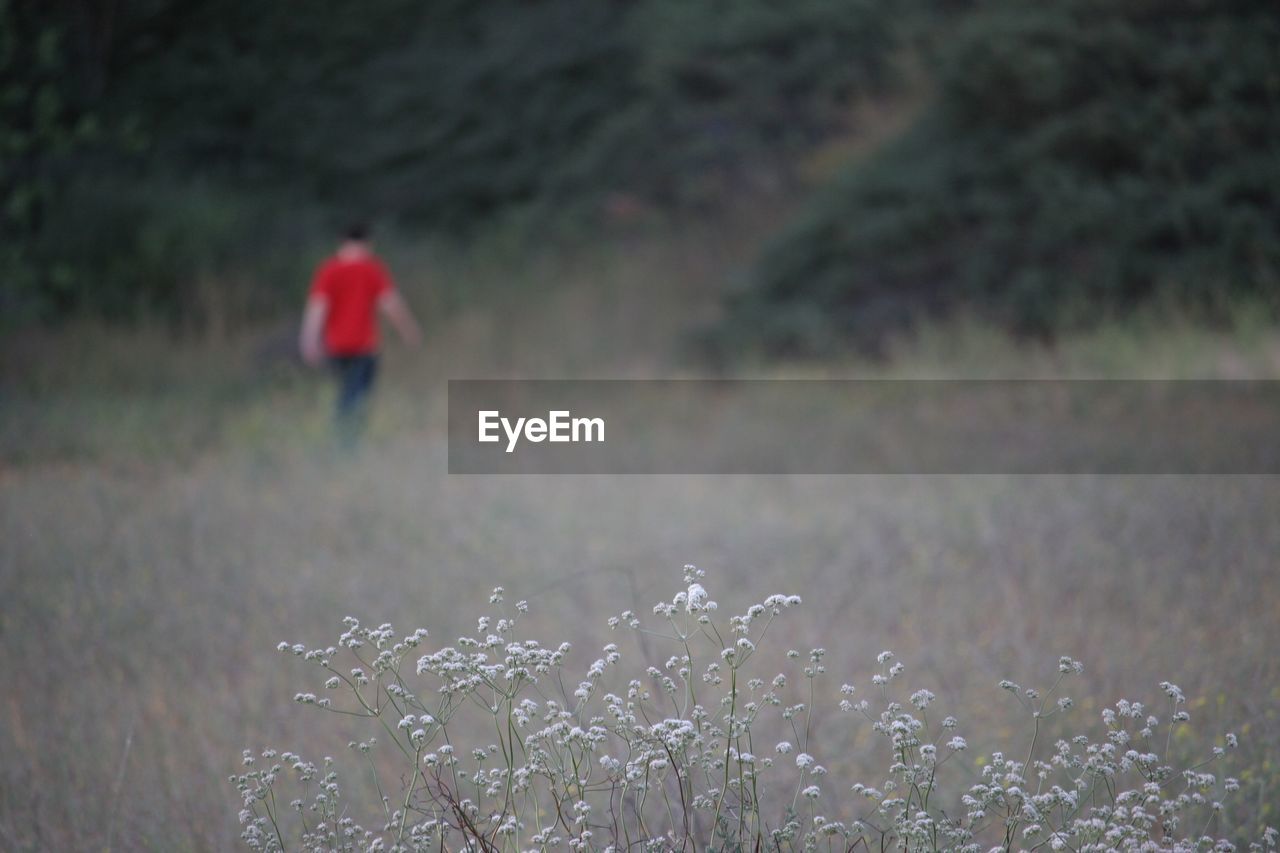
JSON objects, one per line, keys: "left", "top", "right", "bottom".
{"left": 308, "top": 255, "right": 394, "bottom": 356}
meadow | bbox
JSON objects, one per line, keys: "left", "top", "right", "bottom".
{"left": 2, "top": 219, "right": 1279, "bottom": 849}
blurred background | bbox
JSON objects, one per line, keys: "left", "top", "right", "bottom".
{"left": 1, "top": 0, "right": 1278, "bottom": 849}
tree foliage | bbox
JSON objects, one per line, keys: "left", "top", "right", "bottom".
{"left": 0, "top": 0, "right": 103, "bottom": 321}
{"left": 3, "top": 0, "right": 896, "bottom": 327}
{"left": 727, "top": 0, "right": 1280, "bottom": 354}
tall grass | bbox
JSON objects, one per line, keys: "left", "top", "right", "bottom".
{"left": 238, "top": 567, "right": 1274, "bottom": 850}
{"left": 1, "top": 223, "right": 1279, "bottom": 849}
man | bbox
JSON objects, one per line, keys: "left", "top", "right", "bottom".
{"left": 299, "top": 223, "right": 421, "bottom": 444}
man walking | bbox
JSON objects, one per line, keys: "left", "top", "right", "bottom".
{"left": 299, "top": 223, "right": 421, "bottom": 445}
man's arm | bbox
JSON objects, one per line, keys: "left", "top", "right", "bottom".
{"left": 299, "top": 297, "right": 329, "bottom": 366}
{"left": 378, "top": 291, "right": 422, "bottom": 348}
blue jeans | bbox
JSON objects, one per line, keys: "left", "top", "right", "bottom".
{"left": 329, "top": 354, "right": 378, "bottom": 445}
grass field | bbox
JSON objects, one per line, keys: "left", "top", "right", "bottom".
{"left": 2, "top": 221, "right": 1279, "bottom": 849}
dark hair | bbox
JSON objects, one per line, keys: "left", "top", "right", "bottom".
{"left": 344, "top": 222, "right": 371, "bottom": 242}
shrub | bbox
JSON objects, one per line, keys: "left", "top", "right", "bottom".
{"left": 19, "top": 177, "right": 323, "bottom": 331}
{"left": 11, "top": 0, "right": 903, "bottom": 327}
{"left": 233, "top": 566, "right": 1274, "bottom": 850}
{"left": 583, "top": 0, "right": 896, "bottom": 209}
{"left": 0, "top": 0, "right": 100, "bottom": 326}
{"left": 110, "top": 0, "right": 896, "bottom": 228}
{"left": 727, "top": 0, "right": 1280, "bottom": 355}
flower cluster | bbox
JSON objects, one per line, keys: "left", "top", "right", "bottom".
{"left": 234, "top": 569, "right": 1275, "bottom": 852}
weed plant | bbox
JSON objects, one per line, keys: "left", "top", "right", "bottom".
{"left": 235, "top": 567, "right": 1274, "bottom": 851}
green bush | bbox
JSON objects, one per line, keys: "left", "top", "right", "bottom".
{"left": 7, "top": 0, "right": 901, "bottom": 327}
{"left": 0, "top": 0, "right": 97, "bottom": 325}
{"left": 113, "top": 0, "right": 895, "bottom": 225}
{"left": 25, "top": 178, "right": 322, "bottom": 331}
{"left": 727, "top": 0, "right": 1280, "bottom": 355}
{"left": 584, "top": 0, "right": 895, "bottom": 208}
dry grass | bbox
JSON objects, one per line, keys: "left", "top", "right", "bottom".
{"left": 2, "top": 221, "right": 1279, "bottom": 849}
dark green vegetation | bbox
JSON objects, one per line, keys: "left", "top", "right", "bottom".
{"left": 1, "top": 0, "right": 894, "bottom": 329}
{"left": 730, "top": 0, "right": 1280, "bottom": 353}
{"left": 4, "top": 0, "right": 1278, "bottom": 347}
